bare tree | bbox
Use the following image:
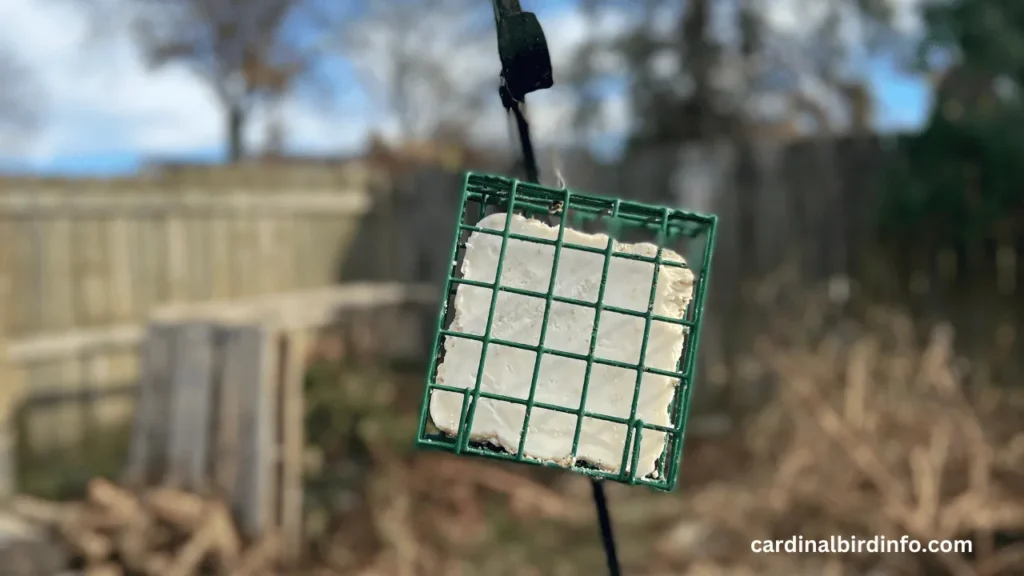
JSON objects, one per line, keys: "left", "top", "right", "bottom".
{"left": 68, "top": 0, "right": 345, "bottom": 161}
{"left": 0, "top": 45, "right": 43, "bottom": 149}
{"left": 570, "top": 0, "right": 911, "bottom": 145}
{"left": 340, "top": 0, "right": 495, "bottom": 142}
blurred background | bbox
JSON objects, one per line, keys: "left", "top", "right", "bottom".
{"left": 1, "top": 0, "right": 1023, "bottom": 574}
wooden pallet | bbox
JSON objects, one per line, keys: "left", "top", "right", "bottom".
{"left": 124, "top": 319, "right": 306, "bottom": 560}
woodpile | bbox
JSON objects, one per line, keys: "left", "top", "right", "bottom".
{"left": 11, "top": 478, "right": 279, "bottom": 576}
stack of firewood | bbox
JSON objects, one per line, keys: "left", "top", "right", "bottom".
{"left": 11, "top": 479, "right": 278, "bottom": 576}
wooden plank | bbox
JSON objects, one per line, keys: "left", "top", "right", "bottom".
{"left": 6, "top": 324, "right": 144, "bottom": 364}
{"left": 78, "top": 352, "right": 97, "bottom": 457}
{"left": 228, "top": 217, "right": 244, "bottom": 297}
{"left": 214, "top": 327, "right": 245, "bottom": 508}
{"left": 210, "top": 216, "right": 232, "bottom": 299}
{"left": 153, "top": 282, "right": 439, "bottom": 330}
{"left": 5, "top": 283, "right": 439, "bottom": 364}
{"left": 238, "top": 217, "right": 256, "bottom": 297}
{"left": 191, "top": 215, "right": 212, "bottom": 300}
{"left": 0, "top": 192, "right": 372, "bottom": 216}
{"left": 165, "top": 322, "right": 216, "bottom": 491}
{"left": 0, "top": 411, "right": 13, "bottom": 498}
{"left": 297, "top": 218, "right": 315, "bottom": 288}
{"left": 52, "top": 217, "right": 79, "bottom": 331}
{"left": 128, "top": 218, "right": 153, "bottom": 315}
{"left": 76, "top": 216, "right": 109, "bottom": 326}
{"left": 166, "top": 216, "right": 188, "bottom": 303}
{"left": 124, "top": 323, "right": 175, "bottom": 486}
{"left": 20, "top": 381, "right": 135, "bottom": 408}
{"left": 28, "top": 209, "right": 46, "bottom": 333}
{"left": 0, "top": 215, "right": 12, "bottom": 337}
{"left": 229, "top": 323, "right": 277, "bottom": 536}
{"left": 278, "top": 329, "right": 307, "bottom": 561}
{"left": 281, "top": 217, "right": 298, "bottom": 292}
{"left": 108, "top": 217, "right": 135, "bottom": 321}
{"left": 0, "top": 213, "right": 17, "bottom": 498}
{"left": 257, "top": 217, "right": 275, "bottom": 294}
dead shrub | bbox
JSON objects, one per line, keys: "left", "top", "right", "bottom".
{"left": 660, "top": 280, "right": 1024, "bottom": 576}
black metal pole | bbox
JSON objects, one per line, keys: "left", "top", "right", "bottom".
{"left": 509, "top": 97, "right": 539, "bottom": 183}
{"left": 502, "top": 70, "right": 623, "bottom": 576}
{"left": 491, "top": 4, "right": 621, "bottom": 573}
{"left": 591, "top": 479, "right": 622, "bottom": 575}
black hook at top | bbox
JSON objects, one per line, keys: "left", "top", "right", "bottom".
{"left": 492, "top": 0, "right": 553, "bottom": 184}
{"left": 492, "top": 0, "right": 553, "bottom": 103}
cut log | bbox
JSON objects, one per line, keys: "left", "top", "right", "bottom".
{"left": 228, "top": 532, "right": 279, "bottom": 576}
{"left": 58, "top": 522, "right": 113, "bottom": 563}
{"left": 11, "top": 495, "right": 78, "bottom": 526}
{"left": 165, "top": 515, "right": 219, "bottom": 576}
{"left": 142, "top": 552, "right": 171, "bottom": 576}
{"left": 209, "top": 500, "right": 243, "bottom": 570}
{"left": 87, "top": 478, "right": 143, "bottom": 524}
{"left": 145, "top": 487, "right": 206, "bottom": 529}
{"left": 85, "top": 562, "right": 123, "bottom": 576}
{"left": 115, "top": 516, "right": 162, "bottom": 572}
{"left": 13, "top": 477, "right": 289, "bottom": 575}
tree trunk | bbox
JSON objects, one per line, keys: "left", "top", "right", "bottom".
{"left": 227, "top": 102, "right": 246, "bottom": 162}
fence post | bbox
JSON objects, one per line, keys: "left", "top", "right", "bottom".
{"left": 277, "top": 329, "right": 307, "bottom": 562}
{"left": 0, "top": 406, "right": 14, "bottom": 499}
{"left": 0, "top": 350, "right": 22, "bottom": 499}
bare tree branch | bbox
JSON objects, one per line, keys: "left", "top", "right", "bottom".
{"left": 339, "top": 0, "right": 496, "bottom": 142}
{"left": 566, "top": 0, "right": 918, "bottom": 145}
{"left": 64, "top": 0, "right": 348, "bottom": 161}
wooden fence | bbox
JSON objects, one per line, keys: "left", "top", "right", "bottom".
{"left": 4, "top": 135, "right": 1024, "bottom": 494}
{"left": 0, "top": 166, "right": 393, "bottom": 499}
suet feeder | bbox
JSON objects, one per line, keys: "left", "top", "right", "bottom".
{"left": 415, "top": 173, "right": 717, "bottom": 492}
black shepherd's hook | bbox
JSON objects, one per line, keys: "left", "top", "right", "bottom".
{"left": 490, "top": 3, "right": 621, "bottom": 574}
{"left": 492, "top": 0, "right": 550, "bottom": 184}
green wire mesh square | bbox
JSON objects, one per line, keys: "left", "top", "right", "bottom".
{"left": 415, "top": 172, "right": 717, "bottom": 491}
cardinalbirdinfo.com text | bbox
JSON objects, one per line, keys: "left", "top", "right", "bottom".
{"left": 751, "top": 535, "right": 973, "bottom": 554}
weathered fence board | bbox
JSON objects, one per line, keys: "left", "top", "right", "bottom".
{"left": 234, "top": 324, "right": 278, "bottom": 537}
{"left": 125, "top": 325, "right": 174, "bottom": 486}
{"left": 278, "top": 330, "right": 308, "bottom": 561}
{"left": 123, "top": 319, "right": 295, "bottom": 548}
{"left": 6, "top": 281, "right": 437, "bottom": 559}
{"left": 165, "top": 322, "right": 216, "bottom": 491}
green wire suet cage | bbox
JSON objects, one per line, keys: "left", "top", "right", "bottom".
{"left": 415, "top": 172, "right": 717, "bottom": 492}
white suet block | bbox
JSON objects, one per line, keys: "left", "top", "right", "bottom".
{"left": 430, "top": 212, "right": 695, "bottom": 478}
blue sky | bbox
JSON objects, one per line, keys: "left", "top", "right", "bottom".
{"left": 869, "top": 59, "right": 930, "bottom": 130}
{"left": 0, "top": 0, "right": 931, "bottom": 177}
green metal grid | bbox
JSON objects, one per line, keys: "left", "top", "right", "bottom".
{"left": 414, "top": 172, "right": 718, "bottom": 492}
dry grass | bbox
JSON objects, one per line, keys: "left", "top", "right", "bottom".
{"left": 311, "top": 280, "right": 1024, "bottom": 576}
{"left": 646, "top": 281, "right": 1024, "bottom": 576}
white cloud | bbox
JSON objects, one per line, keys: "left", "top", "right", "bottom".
{"left": 0, "top": 0, "right": 388, "bottom": 166}
{"left": 764, "top": 0, "right": 924, "bottom": 41}
{"left": 0, "top": 0, "right": 627, "bottom": 170}
{"left": 2, "top": 0, "right": 216, "bottom": 160}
